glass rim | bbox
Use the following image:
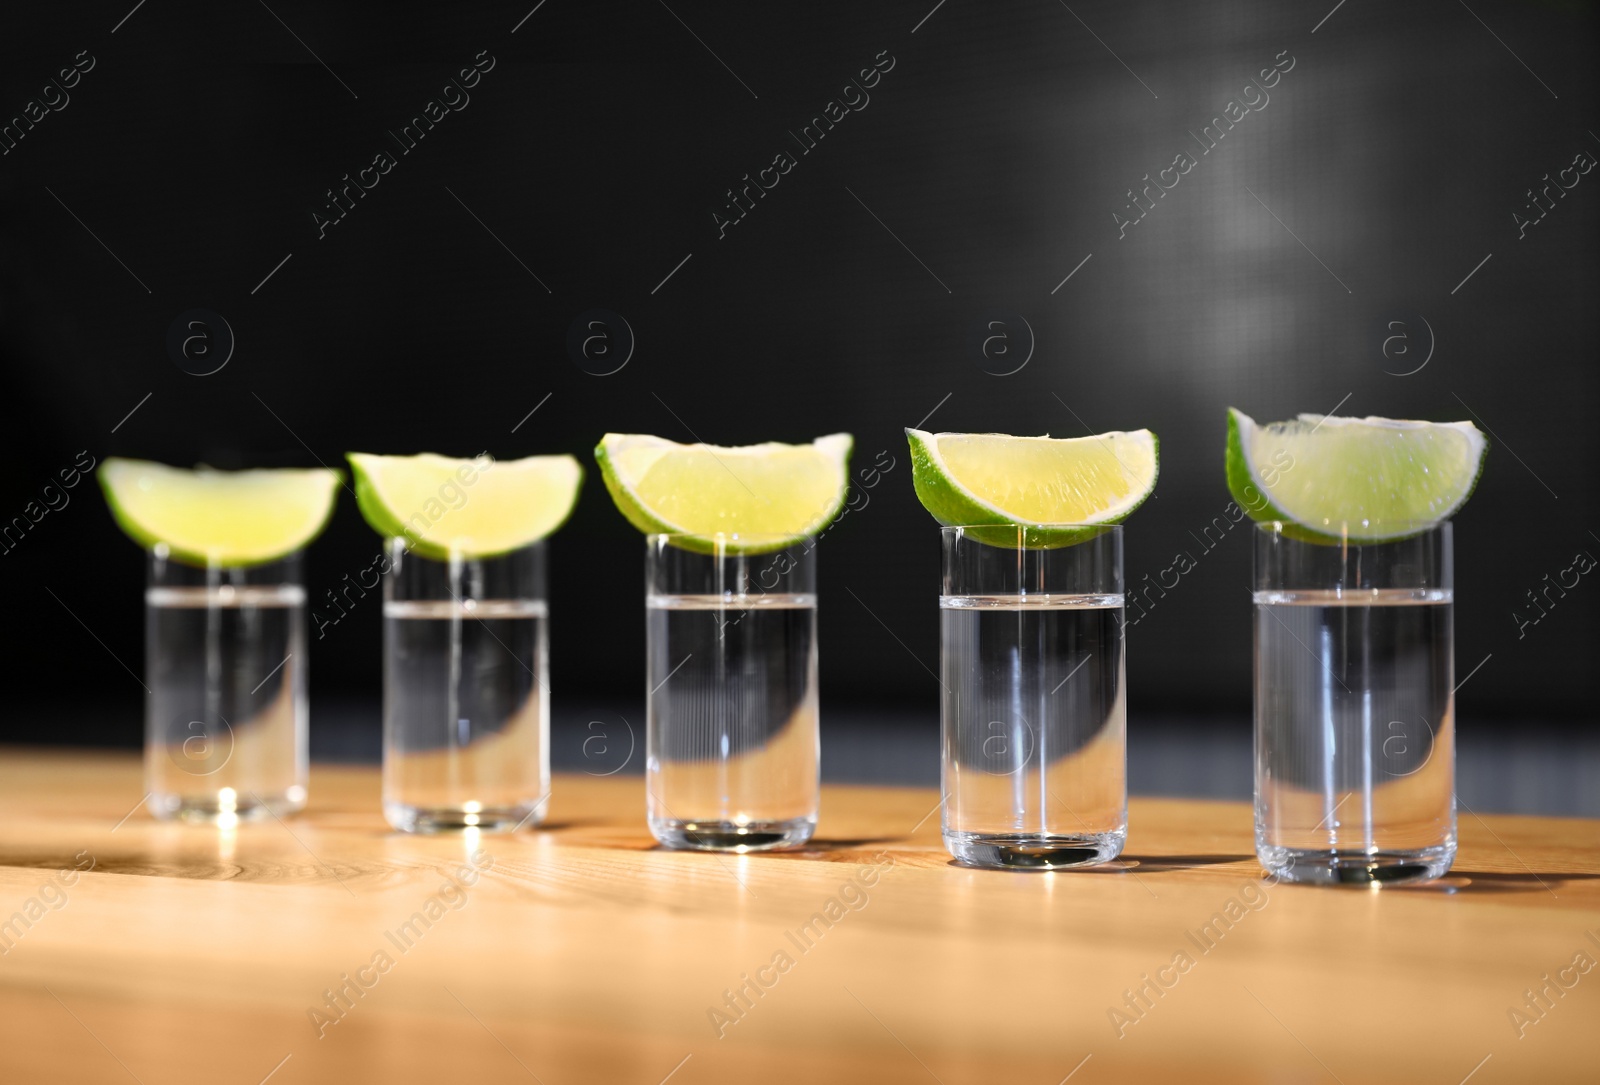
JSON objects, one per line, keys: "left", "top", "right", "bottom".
{"left": 646, "top": 531, "right": 816, "bottom": 544}
{"left": 385, "top": 536, "right": 547, "bottom": 555}
{"left": 148, "top": 544, "right": 306, "bottom": 569}
{"left": 1252, "top": 519, "right": 1452, "bottom": 537}
{"left": 938, "top": 522, "right": 1123, "bottom": 532}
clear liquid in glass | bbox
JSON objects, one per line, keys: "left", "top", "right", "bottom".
{"left": 645, "top": 593, "right": 818, "bottom": 850}
{"left": 146, "top": 583, "right": 307, "bottom": 822}
{"left": 940, "top": 593, "right": 1126, "bottom": 868}
{"left": 383, "top": 598, "right": 548, "bottom": 832}
{"left": 1254, "top": 588, "right": 1455, "bottom": 883}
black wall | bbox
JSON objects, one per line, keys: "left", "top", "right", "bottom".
{"left": 1, "top": 0, "right": 1595, "bottom": 744}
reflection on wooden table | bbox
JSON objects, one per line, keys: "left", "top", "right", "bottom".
{"left": 0, "top": 751, "right": 1595, "bottom": 1084}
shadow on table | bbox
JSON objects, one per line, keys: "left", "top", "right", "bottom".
{"left": 646, "top": 837, "right": 902, "bottom": 856}
{"left": 1391, "top": 870, "right": 1600, "bottom": 895}
{"left": 1119, "top": 854, "right": 1256, "bottom": 872}
{"left": 934, "top": 855, "right": 1254, "bottom": 875}
{"left": 1117, "top": 856, "right": 1600, "bottom": 893}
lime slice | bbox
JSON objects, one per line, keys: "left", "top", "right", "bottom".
{"left": 907, "top": 428, "right": 1159, "bottom": 547}
{"left": 1225, "top": 407, "right": 1487, "bottom": 541}
{"left": 97, "top": 458, "right": 341, "bottom": 566}
{"left": 594, "top": 432, "right": 852, "bottom": 553}
{"left": 347, "top": 452, "right": 583, "bottom": 559}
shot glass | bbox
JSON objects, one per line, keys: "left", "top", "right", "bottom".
{"left": 645, "top": 535, "right": 819, "bottom": 851}
{"left": 940, "top": 525, "right": 1126, "bottom": 869}
{"left": 1253, "top": 522, "right": 1455, "bottom": 885}
{"left": 145, "top": 549, "right": 308, "bottom": 823}
{"left": 382, "top": 539, "right": 549, "bottom": 832}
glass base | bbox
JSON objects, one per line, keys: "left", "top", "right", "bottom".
{"left": 148, "top": 786, "right": 306, "bottom": 824}
{"left": 385, "top": 801, "right": 546, "bottom": 833}
{"left": 650, "top": 816, "right": 815, "bottom": 852}
{"left": 1258, "top": 842, "right": 1456, "bottom": 885}
{"left": 944, "top": 829, "right": 1126, "bottom": 870}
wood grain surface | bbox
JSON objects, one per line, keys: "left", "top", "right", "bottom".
{"left": 0, "top": 750, "right": 1596, "bottom": 1084}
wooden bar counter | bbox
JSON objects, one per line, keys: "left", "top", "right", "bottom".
{"left": 0, "top": 750, "right": 1595, "bottom": 1083}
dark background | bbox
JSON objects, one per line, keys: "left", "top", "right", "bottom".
{"left": 0, "top": 1, "right": 1595, "bottom": 753}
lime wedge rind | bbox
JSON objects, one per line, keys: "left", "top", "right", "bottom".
{"left": 594, "top": 432, "right": 853, "bottom": 556}
{"left": 645, "top": 531, "right": 816, "bottom": 558}
{"left": 938, "top": 521, "right": 1123, "bottom": 550}
{"left": 906, "top": 428, "right": 1159, "bottom": 549}
{"left": 1224, "top": 409, "right": 1295, "bottom": 526}
{"left": 1225, "top": 407, "right": 1488, "bottom": 544}
{"left": 594, "top": 443, "right": 677, "bottom": 539}
{"left": 97, "top": 458, "right": 342, "bottom": 568}
{"left": 347, "top": 452, "right": 584, "bottom": 561}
